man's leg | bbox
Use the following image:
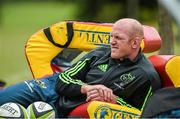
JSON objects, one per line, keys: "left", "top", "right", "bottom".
{"left": 0, "top": 81, "right": 41, "bottom": 107}
{"left": 0, "top": 74, "right": 60, "bottom": 116}
{"left": 31, "top": 74, "right": 60, "bottom": 114}
{"left": 31, "top": 74, "right": 59, "bottom": 105}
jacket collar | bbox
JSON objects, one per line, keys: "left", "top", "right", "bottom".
{"left": 110, "top": 49, "right": 143, "bottom": 66}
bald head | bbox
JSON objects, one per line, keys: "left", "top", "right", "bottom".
{"left": 110, "top": 18, "right": 144, "bottom": 61}
{"left": 114, "top": 18, "right": 144, "bottom": 40}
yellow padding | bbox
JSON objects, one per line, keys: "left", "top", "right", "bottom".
{"left": 166, "top": 56, "right": 180, "bottom": 87}
{"left": 26, "top": 22, "right": 112, "bottom": 78}
{"left": 51, "top": 22, "right": 112, "bottom": 50}
{"left": 140, "top": 40, "right": 145, "bottom": 51}
{"left": 25, "top": 30, "right": 62, "bottom": 78}
{"left": 87, "top": 101, "right": 141, "bottom": 118}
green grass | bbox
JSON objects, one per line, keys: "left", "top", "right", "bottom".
{"left": 0, "top": 1, "right": 77, "bottom": 86}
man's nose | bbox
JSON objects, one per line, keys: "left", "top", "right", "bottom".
{"left": 110, "top": 37, "right": 116, "bottom": 45}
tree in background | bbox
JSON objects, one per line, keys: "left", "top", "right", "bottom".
{"left": 158, "top": 1, "right": 174, "bottom": 55}
{"left": 126, "top": 0, "right": 139, "bottom": 19}
{"left": 75, "top": 0, "right": 101, "bottom": 21}
{"left": 75, "top": 0, "right": 158, "bottom": 23}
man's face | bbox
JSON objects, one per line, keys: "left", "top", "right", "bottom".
{"left": 110, "top": 25, "right": 132, "bottom": 59}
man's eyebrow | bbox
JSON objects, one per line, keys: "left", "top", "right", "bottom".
{"left": 110, "top": 32, "right": 119, "bottom": 36}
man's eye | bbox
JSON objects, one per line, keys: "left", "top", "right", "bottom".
{"left": 110, "top": 35, "right": 122, "bottom": 40}
{"left": 115, "top": 36, "right": 119, "bottom": 39}
{"left": 115, "top": 36, "right": 121, "bottom": 40}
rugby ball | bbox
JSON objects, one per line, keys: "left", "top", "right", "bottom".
{"left": 0, "top": 102, "right": 28, "bottom": 119}
{"left": 27, "top": 101, "right": 55, "bottom": 119}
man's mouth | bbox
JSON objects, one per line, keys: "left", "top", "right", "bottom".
{"left": 111, "top": 47, "right": 118, "bottom": 50}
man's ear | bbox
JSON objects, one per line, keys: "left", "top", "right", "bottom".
{"left": 131, "top": 38, "right": 139, "bottom": 49}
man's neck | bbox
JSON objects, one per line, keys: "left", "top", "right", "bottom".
{"left": 127, "top": 49, "right": 140, "bottom": 61}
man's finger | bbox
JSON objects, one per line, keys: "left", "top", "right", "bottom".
{"left": 107, "top": 90, "right": 112, "bottom": 102}
{"left": 98, "top": 88, "right": 104, "bottom": 97}
{"left": 87, "top": 89, "right": 98, "bottom": 96}
{"left": 86, "top": 93, "right": 100, "bottom": 102}
{"left": 102, "top": 89, "right": 108, "bottom": 101}
{"left": 102, "top": 89, "right": 113, "bottom": 102}
{"left": 89, "top": 97, "right": 104, "bottom": 101}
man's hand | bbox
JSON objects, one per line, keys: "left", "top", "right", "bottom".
{"left": 81, "top": 84, "right": 117, "bottom": 103}
{"left": 86, "top": 89, "right": 104, "bottom": 101}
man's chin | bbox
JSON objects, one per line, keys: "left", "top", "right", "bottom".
{"left": 111, "top": 54, "right": 119, "bottom": 59}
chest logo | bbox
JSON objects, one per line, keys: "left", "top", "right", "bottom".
{"left": 98, "top": 64, "right": 108, "bottom": 72}
{"left": 120, "top": 73, "right": 135, "bottom": 82}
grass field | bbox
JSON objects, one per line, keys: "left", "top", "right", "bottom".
{"left": 0, "top": 1, "right": 77, "bottom": 86}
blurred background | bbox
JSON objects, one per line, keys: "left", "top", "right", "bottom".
{"left": 0, "top": 0, "right": 180, "bottom": 86}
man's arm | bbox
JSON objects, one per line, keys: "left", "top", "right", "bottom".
{"left": 56, "top": 58, "right": 91, "bottom": 98}
{"left": 55, "top": 47, "right": 109, "bottom": 98}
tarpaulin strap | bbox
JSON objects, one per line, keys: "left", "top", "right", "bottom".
{"left": 43, "top": 22, "right": 74, "bottom": 48}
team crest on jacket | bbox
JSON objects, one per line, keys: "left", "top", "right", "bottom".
{"left": 98, "top": 64, "right": 108, "bottom": 72}
{"left": 120, "top": 73, "right": 135, "bottom": 83}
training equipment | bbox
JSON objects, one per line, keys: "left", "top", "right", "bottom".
{"left": 27, "top": 101, "right": 55, "bottom": 119}
{"left": 0, "top": 102, "right": 28, "bottom": 118}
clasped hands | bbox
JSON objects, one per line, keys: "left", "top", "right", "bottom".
{"left": 81, "top": 84, "right": 117, "bottom": 103}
